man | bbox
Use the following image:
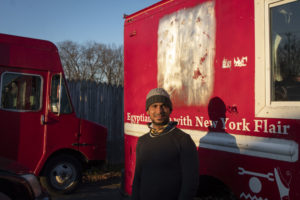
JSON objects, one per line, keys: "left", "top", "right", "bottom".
{"left": 132, "top": 88, "right": 199, "bottom": 200}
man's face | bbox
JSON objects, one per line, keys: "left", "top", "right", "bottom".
{"left": 147, "top": 102, "right": 171, "bottom": 127}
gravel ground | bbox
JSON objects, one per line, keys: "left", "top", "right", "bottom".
{"left": 50, "top": 170, "right": 236, "bottom": 200}
{"left": 51, "top": 183, "right": 129, "bottom": 200}
{"left": 51, "top": 170, "right": 130, "bottom": 200}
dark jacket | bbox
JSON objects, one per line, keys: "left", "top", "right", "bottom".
{"left": 131, "top": 126, "right": 199, "bottom": 200}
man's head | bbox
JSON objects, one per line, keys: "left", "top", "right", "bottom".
{"left": 146, "top": 88, "right": 172, "bottom": 127}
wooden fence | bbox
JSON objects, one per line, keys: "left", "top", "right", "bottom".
{"left": 67, "top": 80, "right": 124, "bottom": 164}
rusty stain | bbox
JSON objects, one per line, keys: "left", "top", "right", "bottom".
{"left": 203, "top": 31, "right": 210, "bottom": 39}
{"left": 192, "top": 68, "right": 207, "bottom": 81}
{"left": 193, "top": 68, "right": 202, "bottom": 79}
{"left": 130, "top": 31, "right": 136, "bottom": 37}
{"left": 127, "top": 19, "right": 134, "bottom": 23}
{"left": 196, "top": 17, "right": 201, "bottom": 23}
{"left": 200, "top": 52, "right": 208, "bottom": 65}
{"left": 227, "top": 105, "right": 238, "bottom": 114}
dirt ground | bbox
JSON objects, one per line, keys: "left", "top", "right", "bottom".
{"left": 49, "top": 170, "right": 233, "bottom": 200}
{"left": 51, "top": 170, "right": 130, "bottom": 200}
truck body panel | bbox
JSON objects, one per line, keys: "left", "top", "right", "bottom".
{"left": 78, "top": 119, "right": 107, "bottom": 161}
{"left": 124, "top": 0, "right": 300, "bottom": 199}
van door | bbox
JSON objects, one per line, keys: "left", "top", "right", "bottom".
{"left": 40, "top": 74, "right": 81, "bottom": 193}
{"left": 0, "top": 71, "right": 47, "bottom": 171}
{"left": 45, "top": 74, "right": 79, "bottom": 154}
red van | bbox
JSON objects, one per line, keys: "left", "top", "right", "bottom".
{"left": 124, "top": 0, "right": 300, "bottom": 199}
{"left": 0, "top": 33, "right": 107, "bottom": 194}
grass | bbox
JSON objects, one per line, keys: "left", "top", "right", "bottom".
{"left": 82, "top": 163, "right": 124, "bottom": 183}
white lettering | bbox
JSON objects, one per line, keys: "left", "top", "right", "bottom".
{"left": 282, "top": 125, "right": 290, "bottom": 135}
{"left": 195, "top": 116, "right": 204, "bottom": 127}
{"left": 127, "top": 112, "right": 131, "bottom": 121}
{"left": 204, "top": 120, "right": 210, "bottom": 128}
{"left": 242, "top": 118, "right": 251, "bottom": 132}
{"left": 127, "top": 112, "right": 151, "bottom": 124}
{"left": 222, "top": 58, "right": 232, "bottom": 69}
{"left": 263, "top": 120, "right": 268, "bottom": 133}
{"left": 220, "top": 118, "right": 229, "bottom": 130}
{"left": 128, "top": 113, "right": 291, "bottom": 135}
{"left": 254, "top": 120, "right": 263, "bottom": 132}
{"left": 229, "top": 121, "right": 236, "bottom": 130}
{"left": 269, "top": 124, "right": 276, "bottom": 133}
{"left": 173, "top": 115, "right": 193, "bottom": 126}
{"left": 254, "top": 120, "right": 290, "bottom": 134}
{"left": 211, "top": 120, "right": 218, "bottom": 129}
{"left": 234, "top": 56, "right": 248, "bottom": 67}
{"left": 277, "top": 121, "right": 282, "bottom": 134}
{"left": 195, "top": 116, "right": 217, "bottom": 128}
{"left": 236, "top": 122, "right": 242, "bottom": 131}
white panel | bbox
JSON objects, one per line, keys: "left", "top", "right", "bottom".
{"left": 157, "top": 2, "right": 216, "bottom": 106}
{"left": 125, "top": 123, "right": 298, "bottom": 162}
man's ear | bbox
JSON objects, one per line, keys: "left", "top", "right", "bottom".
{"left": 146, "top": 110, "right": 149, "bottom": 115}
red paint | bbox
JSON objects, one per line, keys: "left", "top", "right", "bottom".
{"left": 200, "top": 52, "right": 208, "bottom": 65}
{"left": 124, "top": 0, "right": 300, "bottom": 199}
{"left": 193, "top": 68, "right": 202, "bottom": 79}
{"left": 0, "top": 34, "right": 107, "bottom": 175}
{"left": 124, "top": 134, "right": 139, "bottom": 194}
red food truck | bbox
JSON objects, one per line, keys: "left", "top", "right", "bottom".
{"left": 123, "top": 0, "right": 300, "bottom": 199}
{"left": 0, "top": 33, "right": 107, "bottom": 194}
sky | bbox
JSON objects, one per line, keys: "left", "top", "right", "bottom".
{"left": 0, "top": 0, "right": 160, "bottom": 46}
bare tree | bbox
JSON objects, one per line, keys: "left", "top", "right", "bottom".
{"left": 57, "top": 41, "right": 124, "bottom": 86}
{"left": 58, "top": 41, "right": 82, "bottom": 80}
{"left": 100, "top": 44, "right": 124, "bottom": 85}
{"left": 113, "top": 46, "right": 124, "bottom": 86}
{"left": 81, "top": 42, "right": 105, "bottom": 82}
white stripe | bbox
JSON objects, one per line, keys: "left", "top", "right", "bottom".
{"left": 124, "top": 123, "right": 298, "bottom": 162}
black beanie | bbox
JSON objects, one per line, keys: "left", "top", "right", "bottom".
{"left": 146, "top": 88, "right": 172, "bottom": 111}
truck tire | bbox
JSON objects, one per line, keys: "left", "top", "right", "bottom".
{"left": 40, "top": 154, "right": 82, "bottom": 195}
{"left": 196, "top": 188, "right": 237, "bottom": 200}
{"left": 195, "top": 194, "right": 236, "bottom": 200}
{"left": 197, "top": 176, "right": 238, "bottom": 200}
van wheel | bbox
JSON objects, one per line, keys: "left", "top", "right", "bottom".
{"left": 40, "top": 155, "right": 82, "bottom": 195}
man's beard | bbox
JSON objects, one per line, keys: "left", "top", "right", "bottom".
{"left": 152, "top": 118, "right": 169, "bottom": 126}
